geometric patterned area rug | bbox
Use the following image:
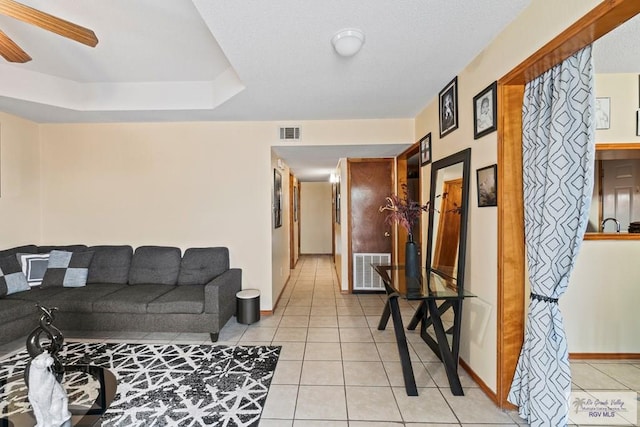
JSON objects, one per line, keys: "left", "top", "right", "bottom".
{"left": 0, "top": 342, "right": 281, "bottom": 427}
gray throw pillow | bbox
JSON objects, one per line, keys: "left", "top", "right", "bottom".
{"left": 0, "top": 254, "right": 30, "bottom": 296}
{"left": 41, "top": 250, "right": 95, "bottom": 288}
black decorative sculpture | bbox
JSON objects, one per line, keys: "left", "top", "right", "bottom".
{"left": 24, "top": 304, "right": 65, "bottom": 385}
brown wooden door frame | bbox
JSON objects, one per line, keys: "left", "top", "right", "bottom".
{"left": 289, "top": 173, "right": 300, "bottom": 270}
{"left": 332, "top": 182, "right": 336, "bottom": 259}
{"left": 391, "top": 142, "right": 426, "bottom": 291}
{"left": 496, "top": 0, "right": 640, "bottom": 408}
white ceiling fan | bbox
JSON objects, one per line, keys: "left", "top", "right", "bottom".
{"left": 0, "top": 0, "right": 98, "bottom": 63}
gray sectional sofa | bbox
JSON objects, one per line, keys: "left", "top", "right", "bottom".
{"left": 0, "top": 244, "right": 241, "bottom": 346}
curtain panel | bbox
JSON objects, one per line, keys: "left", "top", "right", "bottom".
{"left": 508, "top": 45, "right": 595, "bottom": 427}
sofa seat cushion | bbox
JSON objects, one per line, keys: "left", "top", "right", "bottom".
{"left": 178, "top": 248, "right": 229, "bottom": 285}
{"left": 0, "top": 298, "right": 36, "bottom": 323}
{"left": 92, "top": 284, "right": 175, "bottom": 314}
{"left": 46, "top": 284, "right": 127, "bottom": 313}
{"left": 5, "top": 286, "right": 67, "bottom": 302}
{"left": 87, "top": 245, "right": 133, "bottom": 285}
{"left": 147, "top": 285, "right": 204, "bottom": 314}
{"left": 128, "top": 246, "right": 181, "bottom": 285}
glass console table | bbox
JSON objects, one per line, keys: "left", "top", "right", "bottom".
{"left": 372, "top": 264, "right": 475, "bottom": 397}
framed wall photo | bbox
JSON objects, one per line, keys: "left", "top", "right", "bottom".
{"left": 476, "top": 164, "right": 497, "bottom": 207}
{"left": 595, "top": 97, "right": 610, "bottom": 130}
{"left": 273, "top": 169, "right": 282, "bottom": 228}
{"left": 439, "top": 77, "right": 458, "bottom": 138}
{"left": 293, "top": 185, "right": 299, "bottom": 222}
{"left": 419, "top": 132, "right": 432, "bottom": 166}
{"left": 335, "top": 176, "right": 341, "bottom": 224}
{"left": 473, "top": 81, "right": 497, "bottom": 139}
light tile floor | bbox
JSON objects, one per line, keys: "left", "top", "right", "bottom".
{"left": 1, "top": 254, "right": 637, "bottom": 426}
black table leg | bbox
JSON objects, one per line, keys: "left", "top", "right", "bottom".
{"left": 377, "top": 299, "right": 391, "bottom": 331}
{"left": 450, "top": 299, "right": 462, "bottom": 368}
{"left": 387, "top": 294, "right": 417, "bottom": 396}
{"left": 407, "top": 300, "right": 427, "bottom": 330}
{"left": 426, "top": 299, "right": 464, "bottom": 396}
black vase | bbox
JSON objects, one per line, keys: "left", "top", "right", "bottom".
{"left": 405, "top": 236, "right": 420, "bottom": 280}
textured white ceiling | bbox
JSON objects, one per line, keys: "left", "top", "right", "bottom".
{"left": 0, "top": 0, "right": 229, "bottom": 82}
{"left": 0, "top": 0, "right": 530, "bottom": 123}
{"left": 593, "top": 12, "right": 640, "bottom": 73}
{"left": 2, "top": 1, "right": 635, "bottom": 181}
{"left": 273, "top": 144, "right": 411, "bottom": 181}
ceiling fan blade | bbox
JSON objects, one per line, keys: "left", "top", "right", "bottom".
{"left": 0, "top": 0, "right": 98, "bottom": 47}
{"left": 0, "top": 29, "right": 31, "bottom": 62}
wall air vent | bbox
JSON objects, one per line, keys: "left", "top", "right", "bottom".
{"left": 353, "top": 253, "right": 390, "bottom": 291}
{"left": 279, "top": 127, "right": 301, "bottom": 141}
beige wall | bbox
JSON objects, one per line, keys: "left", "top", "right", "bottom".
{"left": 414, "top": 0, "right": 602, "bottom": 393}
{"left": 595, "top": 73, "right": 640, "bottom": 143}
{"left": 0, "top": 112, "right": 41, "bottom": 247}
{"left": 34, "top": 119, "right": 411, "bottom": 312}
{"left": 563, "top": 72, "right": 640, "bottom": 353}
{"left": 562, "top": 241, "right": 640, "bottom": 353}
{"left": 300, "top": 182, "right": 332, "bottom": 254}
{"left": 39, "top": 121, "right": 276, "bottom": 307}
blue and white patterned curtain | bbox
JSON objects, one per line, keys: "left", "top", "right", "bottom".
{"left": 508, "top": 46, "right": 595, "bottom": 427}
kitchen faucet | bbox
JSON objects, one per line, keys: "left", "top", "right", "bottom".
{"left": 601, "top": 217, "right": 621, "bottom": 233}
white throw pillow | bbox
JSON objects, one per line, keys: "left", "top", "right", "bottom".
{"left": 17, "top": 253, "right": 50, "bottom": 287}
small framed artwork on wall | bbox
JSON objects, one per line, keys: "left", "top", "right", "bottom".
{"left": 439, "top": 77, "right": 458, "bottom": 138}
{"left": 476, "top": 164, "right": 497, "bottom": 207}
{"left": 273, "top": 169, "right": 282, "bottom": 228}
{"left": 335, "top": 178, "right": 341, "bottom": 224}
{"left": 419, "top": 133, "right": 432, "bottom": 166}
{"left": 293, "top": 185, "right": 299, "bottom": 222}
{"left": 473, "top": 81, "right": 497, "bottom": 139}
{"left": 595, "top": 97, "right": 610, "bottom": 130}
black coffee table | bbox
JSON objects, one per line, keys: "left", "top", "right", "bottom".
{"left": 0, "top": 364, "right": 117, "bottom": 427}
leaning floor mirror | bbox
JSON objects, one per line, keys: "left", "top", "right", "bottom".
{"left": 425, "top": 148, "right": 471, "bottom": 294}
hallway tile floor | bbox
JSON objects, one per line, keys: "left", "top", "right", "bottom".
{"left": 1, "top": 254, "right": 637, "bottom": 426}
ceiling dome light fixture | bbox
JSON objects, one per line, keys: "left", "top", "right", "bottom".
{"left": 331, "top": 28, "right": 365, "bottom": 57}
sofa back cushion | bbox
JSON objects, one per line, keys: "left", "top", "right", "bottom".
{"left": 37, "top": 244, "right": 87, "bottom": 253}
{"left": 178, "top": 247, "right": 229, "bottom": 285}
{"left": 128, "top": 246, "right": 181, "bottom": 285}
{"left": 0, "top": 245, "right": 37, "bottom": 259}
{"left": 87, "top": 245, "right": 133, "bottom": 285}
